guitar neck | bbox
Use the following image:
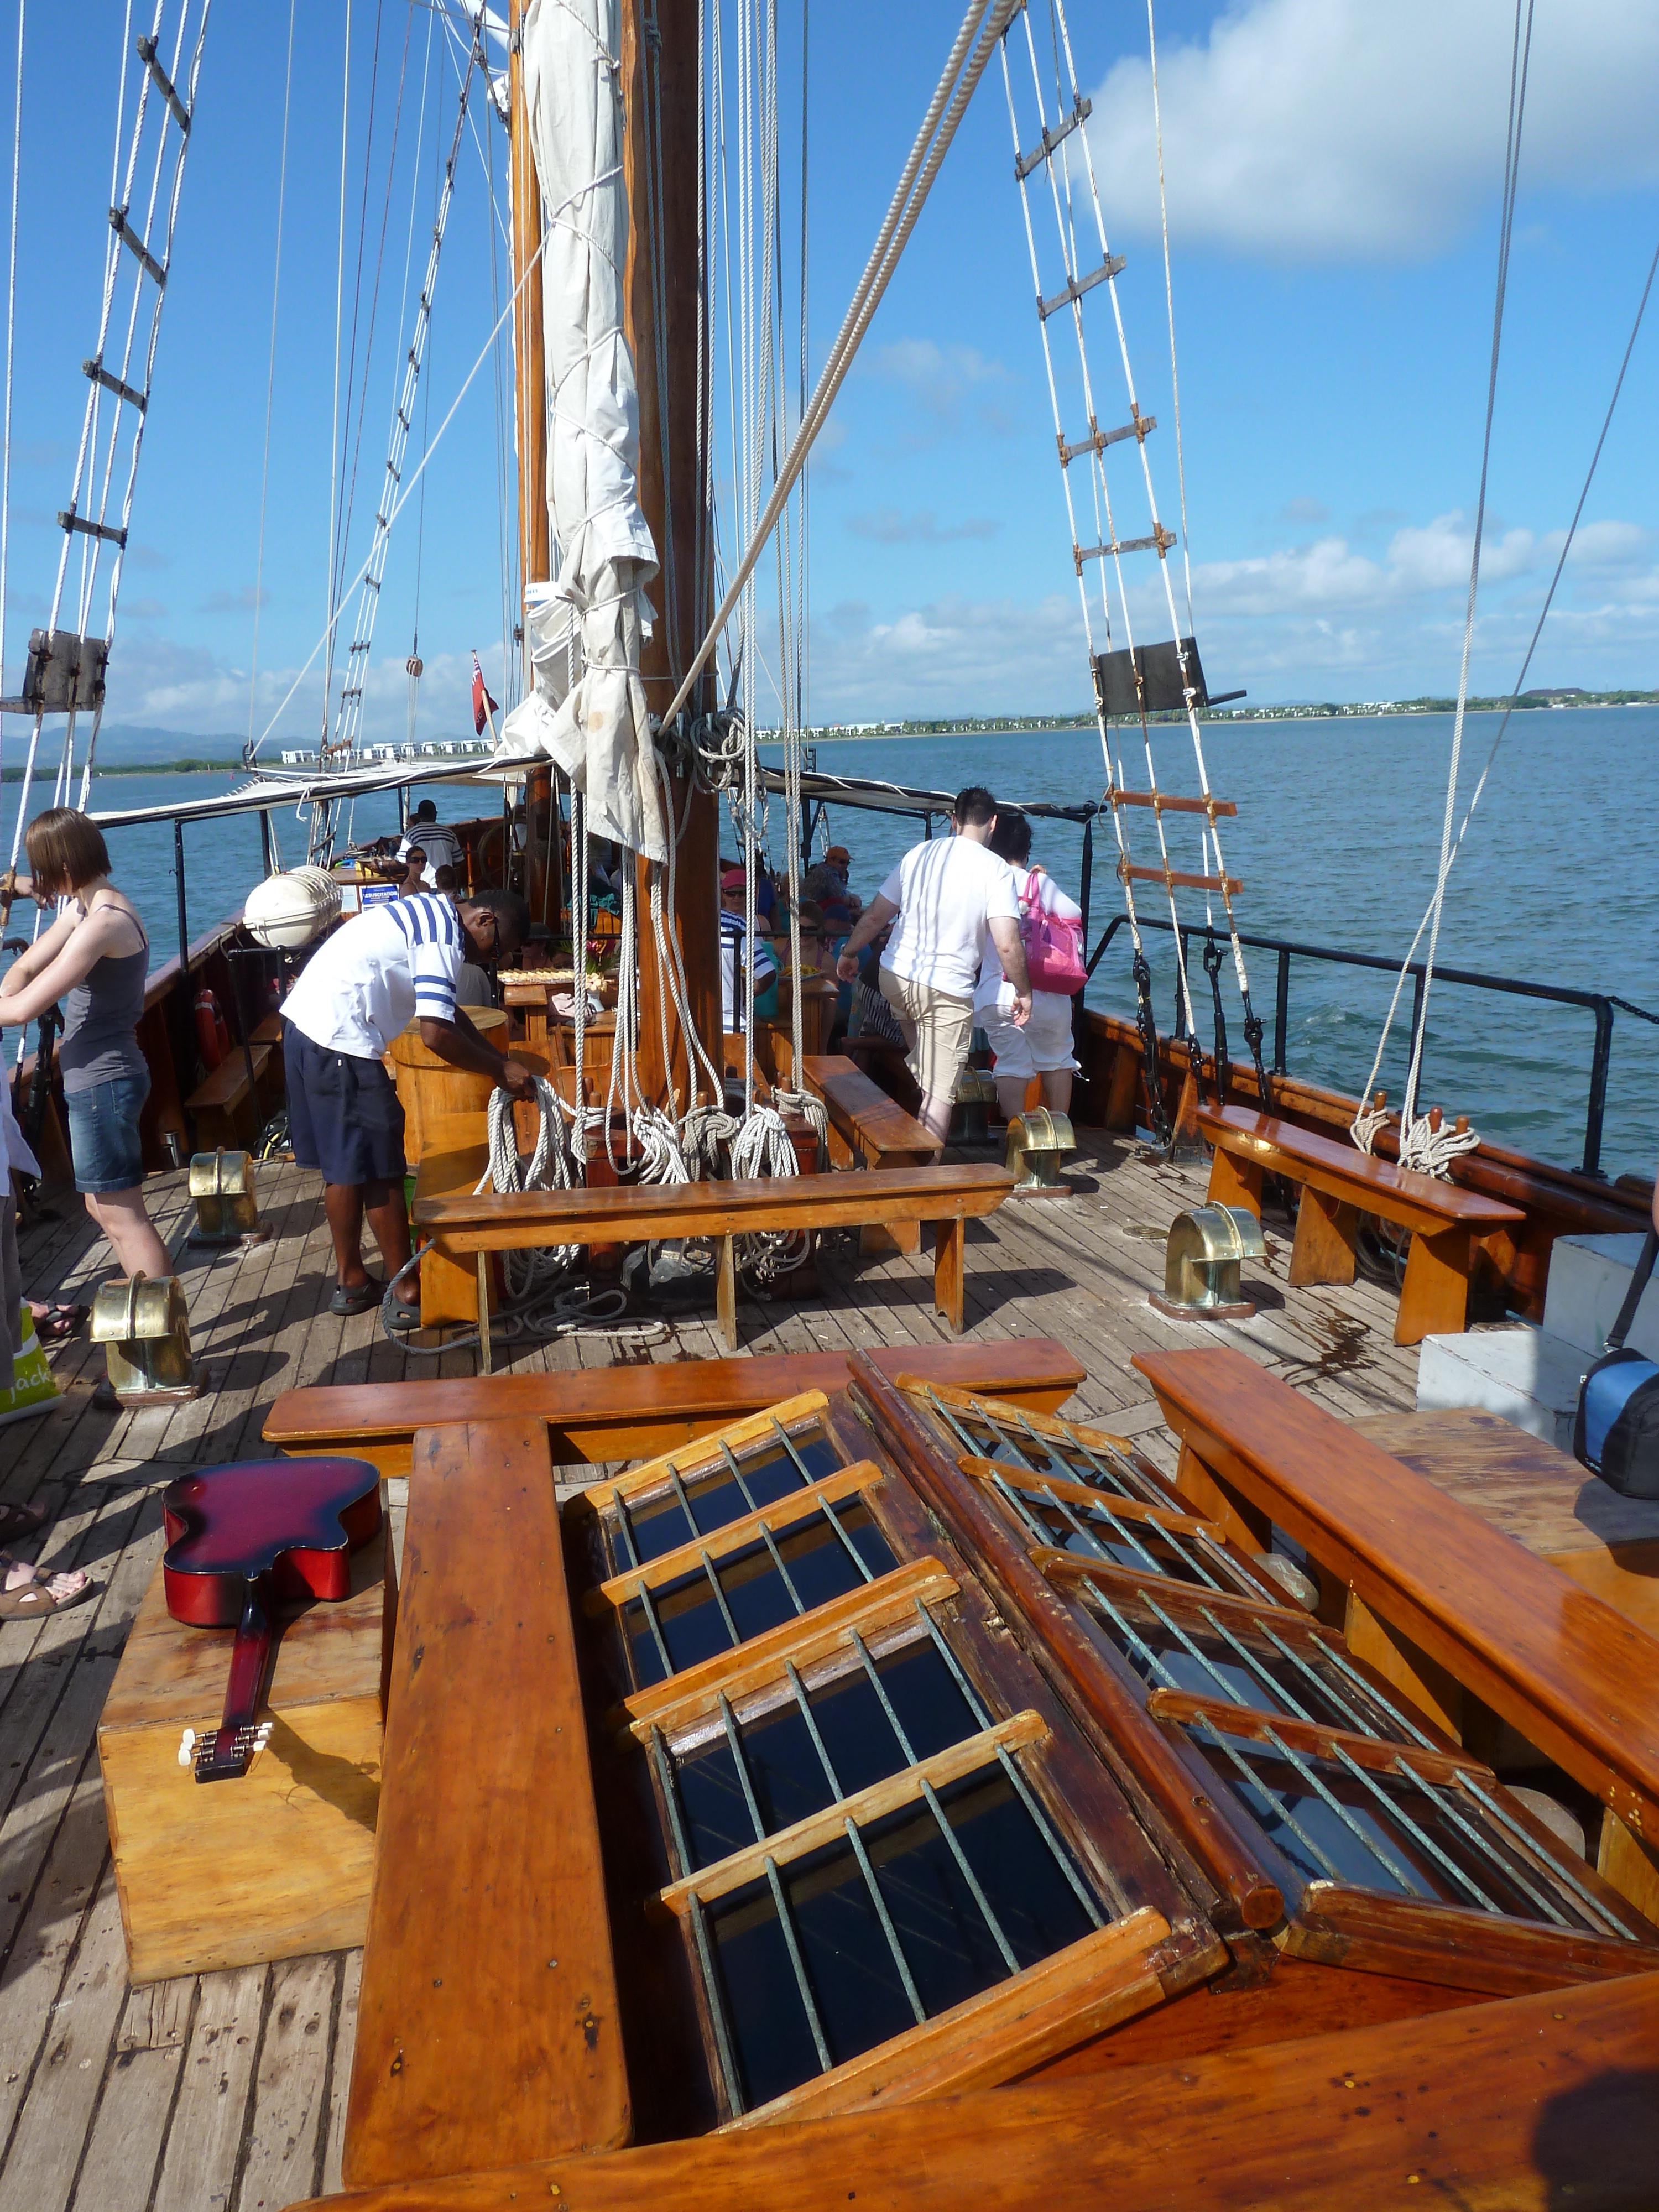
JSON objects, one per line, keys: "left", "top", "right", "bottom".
{"left": 194, "top": 1572, "right": 275, "bottom": 1785}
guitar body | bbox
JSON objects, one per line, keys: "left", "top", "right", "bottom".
{"left": 162, "top": 1458, "right": 382, "bottom": 1783}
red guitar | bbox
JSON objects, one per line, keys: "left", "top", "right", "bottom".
{"left": 162, "top": 1457, "right": 383, "bottom": 1785}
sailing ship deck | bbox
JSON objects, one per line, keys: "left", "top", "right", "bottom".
{"left": 0, "top": 1130, "right": 1422, "bottom": 2210}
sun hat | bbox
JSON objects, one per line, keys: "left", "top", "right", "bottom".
{"left": 720, "top": 867, "right": 747, "bottom": 891}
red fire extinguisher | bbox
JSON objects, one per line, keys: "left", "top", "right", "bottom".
{"left": 195, "top": 989, "right": 225, "bottom": 1071}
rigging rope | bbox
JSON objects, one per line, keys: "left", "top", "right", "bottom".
{"left": 247, "top": 0, "right": 299, "bottom": 780}
{"left": 247, "top": 227, "right": 544, "bottom": 761}
{"left": 661, "top": 0, "right": 1019, "bottom": 735}
{"left": 1352, "top": 0, "right": 1536, "bottom": 1177}
{"left": 0, "top": 0, "right": 23, "bottom": 723}
{"left": 5, "top": 0, "right": 208, "bottom": 919}
{"left": 321, "top": 0, "right": 354, "bottom": 747}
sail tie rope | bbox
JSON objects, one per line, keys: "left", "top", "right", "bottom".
{"left": 1352, "top": 0, "right": 1535, "bottom": 1176}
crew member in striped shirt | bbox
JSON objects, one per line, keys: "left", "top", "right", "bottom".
{"left": 280, "top": 887, "right": 535, "bottom": 1323}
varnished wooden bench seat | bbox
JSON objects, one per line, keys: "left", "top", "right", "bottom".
{"left": 802, "top": 1052, "right": 938, "bottom": 1255}
{"left": 414, "top": 1161, "right": 1016, "bottom": 1358}
{"left": 1135, "top": 1343, "right": 1659, "bottom": 1924}
{"left": 1197, "top": 1103, "right": 1524, "bottom": 1344}
{"left": 342, "top": 1416, "right": 629, "bottom": 2186}
{"left": 263, "top": 1337, "right": 1085, "bottom": 1478}
{"left": 306, "top": 1968, "right": 1659, "bottom": 2212}
{"left": 186, "top": 1042, "right": 272, "bottom": 1150}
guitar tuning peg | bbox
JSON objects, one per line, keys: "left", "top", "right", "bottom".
{"left": 178, "top": 1728, "right": 196, "bottom": 1768}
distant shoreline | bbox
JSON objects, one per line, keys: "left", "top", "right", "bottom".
{"left": 6, "top": 688, "right": 1653, "bottom": 779}
{"left": 787, "top": 690, "right": 1659, "bottom": 739}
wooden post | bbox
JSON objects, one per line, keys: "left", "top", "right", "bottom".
{"left": 508, "top": 0, "right": 557, "bottom": 933}
{"left": 620, "top": 0, "right": 719, "bottom": 1113}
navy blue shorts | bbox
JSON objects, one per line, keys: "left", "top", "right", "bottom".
{"left": 65, "top": 1069, "right": 150, "bottom": 1193}
{"left": 283, "top": 1025, "right": 406, "bottom": 1187}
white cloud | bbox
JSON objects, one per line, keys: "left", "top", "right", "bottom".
{"left": 805, "top": 509, "right": 1659, "bottom": 714}
{"left": 859, "top": 340, "right": 1018, "bottom": 438}
{"left": 846, "top": 509, "right": 999, "bottom": 545}
{"left": 1082, "top": 0, "right": 1659, "bottom": 262}
{"left": 98, "top": 635, "right": 503, "bottom": 750}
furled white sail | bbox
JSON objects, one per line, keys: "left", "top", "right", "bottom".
{"left": 498, "top": 0, "right": 666, "bottom": 862}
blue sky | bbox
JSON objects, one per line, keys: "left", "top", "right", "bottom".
{"left": 4, "top": 0, "right": 1657, "bottom": 752}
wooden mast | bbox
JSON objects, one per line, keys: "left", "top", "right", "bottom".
{"left": 508, "top": 0, "right": 555, "bottom": 928}
{"left": 619, "top": 0, "right": 721, "bottom": 1115}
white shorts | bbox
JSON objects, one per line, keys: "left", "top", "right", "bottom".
{"left": 980, "top": 989, "right": 1078, "bottom": 1080}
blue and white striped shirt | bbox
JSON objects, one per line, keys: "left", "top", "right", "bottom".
{"left": 281, "top": 892, "right": 467, "bottom": 1060}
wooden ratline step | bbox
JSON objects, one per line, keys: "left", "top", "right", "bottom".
{"left": 1116, "top": 858, "right": 1243, "bottom": 896}
{"left": 1106, "top": 788, "right": 1237, "bottom": 820}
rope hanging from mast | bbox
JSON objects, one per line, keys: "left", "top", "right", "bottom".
{"left": 1352, "top": 0, "right": 1536, "bottom": 1177}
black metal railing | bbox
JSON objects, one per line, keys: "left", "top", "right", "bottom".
{"left": 1085, "top": 912, "right": 1626, "bottom": 1178}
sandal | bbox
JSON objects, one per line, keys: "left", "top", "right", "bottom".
{"left": 385, "top": 1296, "right": 422, "bottom": 1333}
{"left": 0, "top": 1572, "right": 93, "bottom": 1621}
{"left": 34, "top": 1305, "right": 88, "bottom": 1345}
{"left": 0, "top": 1503, "right": 46, "bottom": 1545}
{"left": 329, "top": 1279, "right": 385, "bottom": 1317}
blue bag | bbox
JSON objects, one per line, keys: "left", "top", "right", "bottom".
{"left": 1572, "top": 1229, "right": 1659, "bottom": 1499}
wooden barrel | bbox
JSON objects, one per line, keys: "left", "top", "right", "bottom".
{"left": 385, "top": 1011, "right": 548, "bottom": 1165}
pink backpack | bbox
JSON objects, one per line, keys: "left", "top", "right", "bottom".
{"left": 1018, "top": 868, "right": 1087, "bottom": 994}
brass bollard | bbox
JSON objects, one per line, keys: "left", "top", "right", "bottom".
{"left": 1004, "top": 1107, "right": 1076, "bottom": 1194}
{"left": 187, "top": 1149, "right": 269, "bottom": 1247}
{"left": 1149, "top": 1203, "right": 1266, "bottom": 1321}
{"left": 951, "top": 1067, "right": 996, "bottom": 1145}
{"left": 90, "top": 1274, "right": 205, "bottom": 1407}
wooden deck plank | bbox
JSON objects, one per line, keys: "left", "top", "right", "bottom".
{"left": 149, "top": 1965, "right": 268, "bottom": 2212}
{"left": 232, "top": 1952, "right": 338, "bottom": 2212}
{"left": 0, "top": 1863, "right": 129, "bottom": 2212}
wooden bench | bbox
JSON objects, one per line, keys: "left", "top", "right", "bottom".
{"left": 1135, "top": 1343, "right": 1659, "bottom": 1924}
{"left": 1197, "top": 1103, "right": 1524, "bottom": 1345}
{"left": 342, "top": 1415, "right": 629, "bottom": 2186}
{"left": 802, "top": 1052, "right": 938, "bottom": 1255}
{"left": 415, "top": 1162, "right": 1016, "bottom": 1363}
{"left": 1352, "top": 1406, "right": 1659, "bottom": 1642}
{"left": 263, "top": 1337, "right": 1086, "bottom": 1477}
{"left": 185, "top": 1041, "right": 272, "bottom": 1150}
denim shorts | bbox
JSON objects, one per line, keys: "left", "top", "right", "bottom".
{"left": 65, "top": 1070, "right": 151, "bottom": 1194}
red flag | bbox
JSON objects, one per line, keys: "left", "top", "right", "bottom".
{"left": 471, "top": 652, "right": 499, "bottom": 736}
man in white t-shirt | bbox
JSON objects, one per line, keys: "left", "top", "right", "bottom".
{"left": 834, "top": 786, "right": 1030, "bottom": 1147}
{"left": 281, "top": 887, "right": 535, "bottom": 1324}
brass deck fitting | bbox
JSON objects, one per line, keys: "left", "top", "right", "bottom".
{"left": 90, "top": 1274, "right": 204, "bottom": 1407}
{"left": 1004, "top": 1107, "right": 1076, "bottom": 1194}
{"left": 187, "top": 1149, "right": 269, "bottom": 1247}
{"left": 1150, "top": 1202, "right": 1265, "bottom": 1321}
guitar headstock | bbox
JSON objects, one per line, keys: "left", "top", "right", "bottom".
{"left": 179, "top": 1720, "right": 273, "bottom": 1785}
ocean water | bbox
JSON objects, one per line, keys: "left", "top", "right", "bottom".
{"left": 6, "top": 708, "right": 1655, "bottom": 1180}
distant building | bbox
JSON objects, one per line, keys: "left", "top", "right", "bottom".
{"left": 279, "top": 748, "right": 317, "bottom": 765}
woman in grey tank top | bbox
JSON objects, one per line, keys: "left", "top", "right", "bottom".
{"left": 0, "top": 808, "right": 170, "bottom": 1281}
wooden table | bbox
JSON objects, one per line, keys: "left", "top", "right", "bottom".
{"left": 1353, "top": 1407, "right": 1659, "bottom": 1640}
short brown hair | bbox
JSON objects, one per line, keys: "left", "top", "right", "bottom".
{"left": 24, "top": 807, "right": 111, "bottom": 895}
